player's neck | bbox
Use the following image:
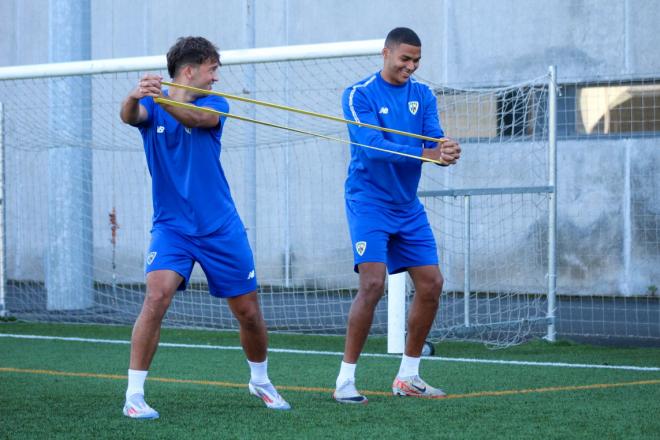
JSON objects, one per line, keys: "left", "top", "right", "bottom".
{"left": 168, "top": 78, "right": 197, "bottom": 103}
{"left": 379, "top": 70, "right": 408, "bottom": 87}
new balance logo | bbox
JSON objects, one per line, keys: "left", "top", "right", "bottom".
{"left": 355, "top": 241, "right": 367, "bottom": 256}
{"left": 247, "top": 270, "right": 255, "bottom": 280}
{"left": 379, "top": 107, "right": 389, "bottom": 115}
{"left": 157, "top": 126, "right": 165, "bottom": 133}
{"left": 146, "top": 251, "right": 157, "bottom": 265}
{"left": 184, "top": 127, "right": 192, "bottom": 134}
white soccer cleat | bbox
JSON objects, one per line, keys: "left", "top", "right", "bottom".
{"left": 123, "top": 393, "right": 160, "bottom": 419}
{"left": 333, "top": 379, "right": 368, "bottom": 404}
{"left": 392, "top": 375, "right": 447, "bottom": 398}
{"left": 248, "top": 381, "right": 291, "bottom": 410}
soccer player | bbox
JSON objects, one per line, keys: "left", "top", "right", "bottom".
{"left": 119, "top": 36, "right": 289, "bottom": 419}
{"left": 333, "top": 27, "right": 461, "bottom": 404}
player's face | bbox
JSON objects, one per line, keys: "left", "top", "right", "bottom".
{"left": 190, "top": 59, "right": 219, "bottom": 91}
{"left": 382, "top": 43, "right": 421, "bottom": 85}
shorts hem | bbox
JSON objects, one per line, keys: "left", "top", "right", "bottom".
{"left": 144, "top": 267, "right": 189, "bottom": 291}
{"left": 354, "top": 259, "right": 387, "bottom": 273}
{"left": 208, "top": 282, "right": 258, "bottom": 298}
{"left": 388, "top": 261, "right": 439, "bottom": 275}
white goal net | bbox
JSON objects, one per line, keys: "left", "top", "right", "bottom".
{"left": 0, "top": 40, "right": 552, "bottom": 347}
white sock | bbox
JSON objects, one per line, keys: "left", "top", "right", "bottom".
{"left": 247, "top": 358, "right": 270, "bottom": 385}
{"left": 336, "top": 361, "right": 357, "bottom": 388}
{"left": 126, "top": 369, "right": 148, "bottom": 399}
{"left": 398, "top": 354, "right": 421, "bottom": 378}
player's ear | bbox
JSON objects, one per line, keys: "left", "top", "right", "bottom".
{"left": 182, "top": 64, "right": 194, "bottom": 80}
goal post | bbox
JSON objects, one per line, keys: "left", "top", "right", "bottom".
{"left": 0, "top": 102, "right": 5, "bottom": 318}
{"left": 0, "top": 40, "right": 385, "bottom": 80}
{"left": 547, "top": 65, "right": 558, "bottom": 343}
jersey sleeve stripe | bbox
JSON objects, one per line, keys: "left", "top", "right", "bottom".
{"left": 348, "top": 74, "right": 377, "bottom": 123}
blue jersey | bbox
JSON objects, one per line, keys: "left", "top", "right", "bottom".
{"left": 342, "top": 72, "right": 444, "bottom": 208}
{"left": 137, "top": 92, "right": 237, "bottom": 236}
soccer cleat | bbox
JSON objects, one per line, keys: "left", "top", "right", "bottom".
{"left": 248, "top": 381, "right": 291, "bottom": 410}
{"left": 333, "top": 379, "right": 368, "bottom": 404}
{"left": 123, "top": 393, "right": 160, "bottom": 419}
{"left": 392, "top": 375, "right": 447, "bottom": 398}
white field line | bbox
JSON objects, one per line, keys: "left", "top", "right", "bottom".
{"left": 1, "top": 333, "right": 658, "bottom": 372}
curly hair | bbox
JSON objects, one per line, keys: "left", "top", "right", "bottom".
{"left": 166, "top": 36, "right": 220, "bottom": 78}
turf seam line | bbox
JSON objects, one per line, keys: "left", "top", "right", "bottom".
{"left": 1, "top": 333, "right": 659, "bottom": 372}
{"left": 1, "top": 367, "right": 659, "bottom": 399}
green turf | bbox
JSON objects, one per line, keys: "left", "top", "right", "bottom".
{"left": 1, "top": 322, "right": 659, "bottom": 439}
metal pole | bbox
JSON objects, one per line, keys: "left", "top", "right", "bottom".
{"left": 0, "top": 103, "right": 6, "bottom": 317}
{"left": 244, "top": 0, "right": 257, "bottom": 253}
{"left": 283, "top": 98, "right": 291, "bottom": 288}
{"left": 622, "top": 140, "right": 632, "bottom": 295}
{"left": 464, "top": 195, "right": 471, "bottom": 327}
{"left": 283, "top": 0, "right": 291, "bottom": 287}
{"left": 546, "top": 65, "right": 558, "bottom": 342}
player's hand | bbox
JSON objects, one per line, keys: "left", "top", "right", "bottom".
{"left": 422, "top": 138, "right": 461, "bottom": 166}
{"left": 439, "top": 138, "right": 461, "bottom": 165}
{"left": 130, "top": 74, "right": 163, "bottom": 99}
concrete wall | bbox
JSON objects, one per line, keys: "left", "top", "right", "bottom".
{"left": 3, "top": 1, "right": 660, "bottom": 79}
{"left": 1, "top": 0, "right": 659, "bottom": 296}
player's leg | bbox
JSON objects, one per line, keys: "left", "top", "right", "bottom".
{"left": 391, "top": 265, "right": 446, "bottom": 398}
{"left": 388, "top": 206, "right": 447, "bottom": 398}
{"left": 124, "top": 269, "right": 184, "bottom": 419}
{"left": 124, "top": 229, "right": 194, "bottom": 419}
{"left": 405, "top": 265, "right": 443, "bottom": 357}
{"left": 130, "top": 270, "right": 183, "bottom": 370}
{"left": 343, "top": 262, "right": 388, "bottom": 363}
{"left": 227, "top": 291, "right": 267, "bottom": 361}
{"left": 335, "top": 199, "right": 391, "bottom": 404}
{"left": 199, "top": 214, "right": 289, "bottom": 410}
{"left": 226, "top": 292, "right": 289, "bottom": 410}
{"left": 334, "top": 262, "right": 387, "bottom": 404}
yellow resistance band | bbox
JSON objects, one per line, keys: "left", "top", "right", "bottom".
{"left": 161, "top": 80, "right": 447, "bottom": 145}
{"left": 154, "top": 97, "right": 447, "bottom": 166}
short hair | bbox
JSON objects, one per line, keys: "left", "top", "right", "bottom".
{"left": 385, "top": 27, "right": 422, "bottom": 48}
{"left": 166, "top": 36, "right": 220, "bottom": 78}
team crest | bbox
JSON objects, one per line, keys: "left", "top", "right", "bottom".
{"left": 146, "top": 251, "right": 157, "bottom": 265}
{"left": 355, "top": 241, "right": 367, "bottom": 256}
{"left": 408, "top": 101, "right": 419, "bottom": 115}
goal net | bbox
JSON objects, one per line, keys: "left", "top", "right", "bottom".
{"left": 0, "top": 40, "right": 552, "bottom": 347}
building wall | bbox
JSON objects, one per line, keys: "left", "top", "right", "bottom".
{"left": 1, "top": 0, "right": 659, "bottom": 296}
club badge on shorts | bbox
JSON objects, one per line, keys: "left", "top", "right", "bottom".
{"left": 408, "top": 101, "right": 419, "bottom": 115}
{"left": 355, "top": 241, "right": 367, "bottom": 256}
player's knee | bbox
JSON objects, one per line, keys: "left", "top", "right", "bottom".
{"left": 144, "top": 288, "right": 172, "bottom": 310}
{"left": 234, "top": 306, "right": 263, "bottom": 329}
{"left": 144, "top": 280, "right": 175, "bottom": 311}
{"left": 360, "top": 274, "right": 385, "bottom": 297}
{"left": 418, "top": 273, "right": 443, "bottom": 302}
{"left": 430, "top": 273, "right": 444, "bottom": 294}
{"left": 355, "top": 278, "right": 385, "bottom": 310}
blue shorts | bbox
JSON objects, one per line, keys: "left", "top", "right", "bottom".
{"left": 145, "top": 214, "right": 257, "bottom": 298}
{"left": 345, "top": 199, "right": 439, "bottom": 274}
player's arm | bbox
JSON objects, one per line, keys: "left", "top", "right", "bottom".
{"left": 420, "top": 87, "right": 461, "bottom": 165}
{"left": 343, "top": 88, "right": 424, "bottom": 163}
{"left": 158, "top": 101, "right": 220, "bottom": 129}
{"left": 120, "top": 74, "right": 162, "bottom": 125}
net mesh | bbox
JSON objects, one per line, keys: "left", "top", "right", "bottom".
{"left": 0, "top": 53, "right": 551, "bottom": 346}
